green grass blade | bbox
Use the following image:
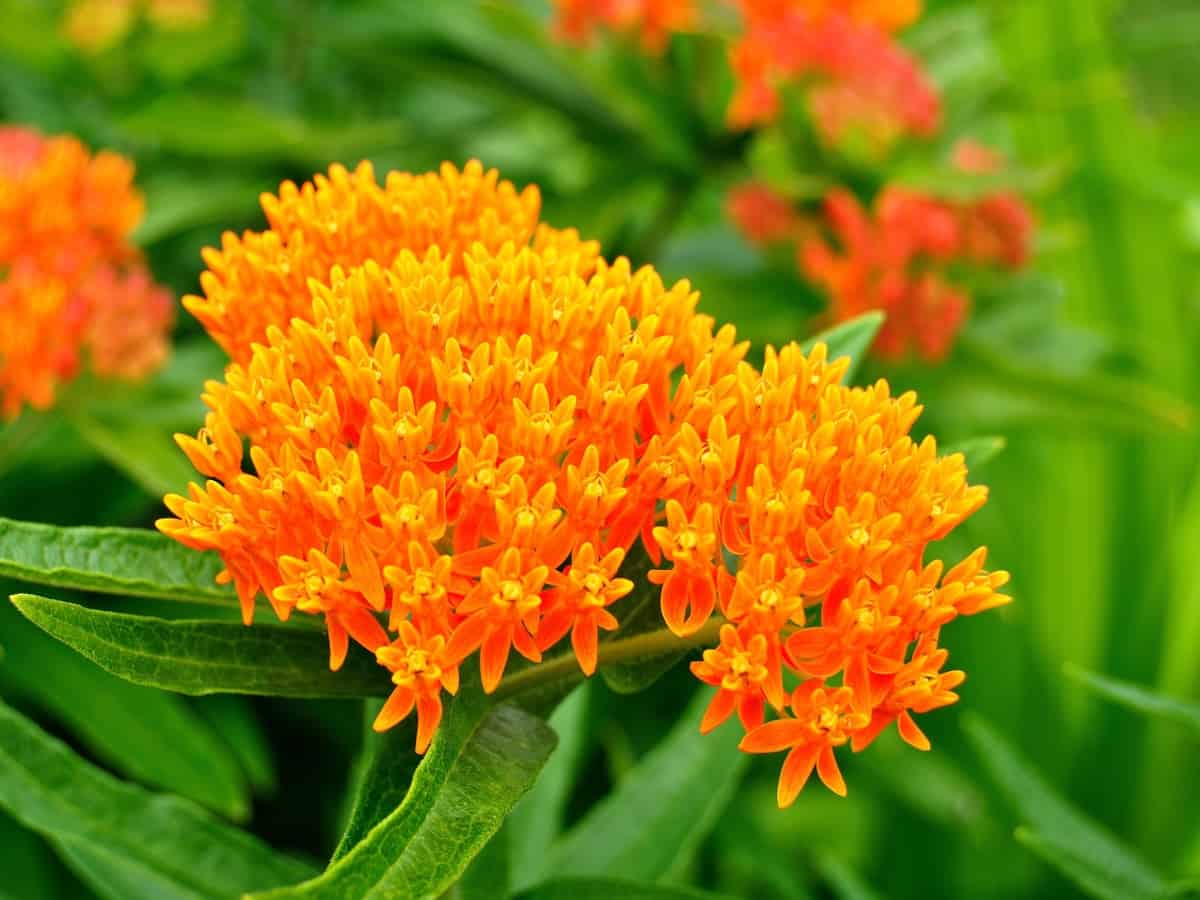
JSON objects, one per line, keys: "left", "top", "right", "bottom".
{"left": 964, "top": 714, "right": 1167, "bottom": 900}
{"left": 542, "top": 688, "right": 748, "bottom": 882}
{"left": 1065, "top": 663, "right": 1200, "bottom": 736}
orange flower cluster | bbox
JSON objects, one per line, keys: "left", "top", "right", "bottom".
{"left": 728, "top": 3, "right": 939, "bottom": 148}
{"left": 553, "top": 0, "right": 697, "bottom": 51}
{"left": 551, "top": 0, "right": 934, "bottom": 149}
{"left": 801, "top": 170, "right": 1034, "bottom": 361}
{"left": 63, "top": 0, "right": 212, "bottom": 53}
{"left": 0, "top": 127, "right": 172, "bottom": 418}
{"left": 160, "top": 161, "right": 1007, "bottom": 801}
{"left": 729, "top": 143, "right": 1035, "bottom": 362}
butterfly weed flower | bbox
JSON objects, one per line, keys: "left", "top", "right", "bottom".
{"left": 0, "top": 127, "right": 173, "bottom": 419}
{"left": 801, "top": 149, "right": 1035, "bottom": 361}
{"left": 160, "top": 161, "right": 1008, "bottom": 804}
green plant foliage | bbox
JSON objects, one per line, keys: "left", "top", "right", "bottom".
{"left": 509, "top": 684, "right": 591, "bottom": 890}
{"left": 0, "top": 701, "right": 314, "bottom": 898}
{"left": 964, "top": 715, "right": 1169, "bottom": 900}
{"left": 542, "top": 688, "right": 748, "bottom": 882}
{"left": 514, "top": 879, "right": 734, "bottom": 900}
{"left": 0, "top": 594, "right": 249, "bottom": 819}
{"left": 1064, "top": 664, "right": 1200, "bottom": 736}
{"left": 251, "top": 700, "right": 556, "bottom": 899}
{"left": 10, "top": 594, "right": 385, "bottom": 698}
{"left": 0, "top": 518, "right": 231, "bottom": 605}
{"left": 801, "top": 312, "right": 886, "bottom": 384}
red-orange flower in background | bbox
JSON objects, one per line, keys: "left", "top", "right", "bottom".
{"left": 728, "top": 5, "right": 940, "bottom": 148}
{"left": 0, "top": 127, "right": 173, "bottom": 419}
{"left": 161, "top": 160, "right": 1008, "bottom": 805}
{"left": 550, "top": 0, "right": 936, "bottom": 150}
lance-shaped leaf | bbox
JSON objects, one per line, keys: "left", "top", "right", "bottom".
{"left": 250, "top": 696, "right": 556, "bottom": 899}
{"left": 10, "top": 594, "right": 386, "bottom": 698}
{"left": 0, "top": 518, "right": 232, "bottom": 605}
{"left": 0, "top": 701, "right": 314, "bottom": 899}
{"left": 0, "top": 596, "right": 249, "bottom": 821}
{"left": 66, "top": 411, "right": 197, "bottom": 497}
{"left": 801, "top": 312, "right": 885, "bottom": 385}
{"left": 542, "top": 688, "right": 748, "bottom": 882}
{"left": 964, "top": 714, "right": 1168, "bottom": 900}
{"left": 943, "top": 436, "right": 1007, "bottom": 470}
{"left": 1065, "top": 663, "right": 1200, "bottom": 736}
{"left": 510, "top": 684, "right": 591, "bottom": 890}
{"left": 515, "top": 880, "right": 734, "bottom": 900}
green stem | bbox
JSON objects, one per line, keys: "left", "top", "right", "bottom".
{"left": 494, "top": 619, "right": 725, "bottom": 703}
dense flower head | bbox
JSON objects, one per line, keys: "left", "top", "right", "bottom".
{"left": 161, "top": 160, "right": 1007, "bottom": 798}
{"left": 0, "top": 126, "right": 172, "bottom": 418}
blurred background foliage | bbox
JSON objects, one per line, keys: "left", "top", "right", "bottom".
{"left": 2, "top": 1, "right": 1200, "bottom": 898}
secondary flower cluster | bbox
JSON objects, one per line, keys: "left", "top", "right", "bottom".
{"left": 729, "top": 142, "right": 1035, "bottom": 361}
{"left": 0, "top": 127, "right": 173, "bottom": 418}
{"left": 159, "top": 161, "right": 1007, "bottom": 801}
{"left": 552, "top": 0, "right": 935, "bottom": 149}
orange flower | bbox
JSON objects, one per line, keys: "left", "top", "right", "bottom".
{"left": 803, "top": 176, "right": 1034, "bottom": 361}
{"left": 375, "top": 621, "right": 460, "bottom": 753}
{"left": 0, "top": 127, "right": 172, "bottom": 418}
{"left": 740, "top": 680, "right": 871, "bottom": 804}
{"left": 552, "top": 0, "right": 697, "bottom": 51}
{"left": 691, "top": 624, "right": 772, "bottom": 732}
{"left": 728, "top": 7, "right": 939, "bottom": 146}
{"left": 162, "top": 161, "right": 1006, "bottom": 792}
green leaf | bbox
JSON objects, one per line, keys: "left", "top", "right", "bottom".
{"left": 1014, "top": 827, "right": 1165, "bottom": 900}
{"left": 801, "top": 312, "right": 886, "bottom": 385}
{"left": 1064, "top": 663, "right": 1200, "bottom": 736}
{"left": 249, "top": 698, "right": 556, "bottom": 899}
{"left": 514, "top": 879, "right": 732, "bottom": 900}
{"left": 0, "top": 518, "right": 233, "bottom": 605}
{"left": 510, "top": 684, "right": 591, "bottom": 891}
{"left": 10, "top": 594, "right": 386, "bottom": 698}
{"left": 118, "top": 95, "right": 406, "bottom": 164}
{"left": 459, "top": 826, "right": 511, "bottom": 900}
{"left": 943, "top": 436, "right": 1008, "bottom": 470}
{"left": 542, "top": 688, "right": 748, "bottom": 882}
{"left": 65, "top": 411, "right": 197, "bottom": 497}
{"left": 0, "top": 701, "right": 314, "bottom": 898}
{"left": 964, "top": 714, "right": 1168, "bottom": 900}
{"left": 812, "top": 853, "right": 886, "bottom": 900}
{"left": 195, "top": 696, "right": 277, "bottom": 794}
{"left": 135, "top": 173, "right": 267, "bottom": 246}
{"left": 0, "top": 594, "right": 249, "bottom": 820}
{"left": 328, "top": 717, "right": 422, "bottom": 863}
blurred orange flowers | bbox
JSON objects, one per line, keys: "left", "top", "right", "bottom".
{"left": 552, "top": 0, "right": 936, "bottom": 148}
{"left": 0, "top": 127, "right": 173, "bottom": 419}
{"left": 161, "top": 160, "right": 1007, "bottom": 799}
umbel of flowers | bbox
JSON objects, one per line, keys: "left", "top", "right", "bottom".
{"left": 553, "top": 0, "right": 937, "bottom": 150}
{"left": 730, "top": 140, "right": 1036, "bottom": 361}
{"left": 0, "top": 126, "right": 173, "bottom": 419}
{"left": 159, "top": 161, "right": 1008, "bottom": 803}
